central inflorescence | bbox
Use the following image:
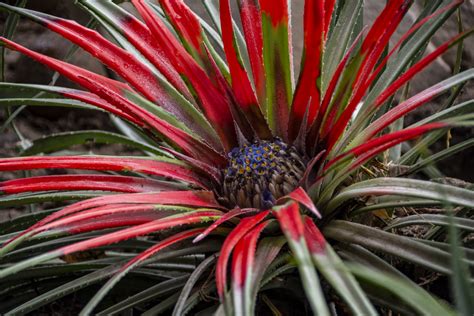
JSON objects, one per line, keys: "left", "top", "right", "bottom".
{"left": 222, "top": 138, "right": 306, "bottom": 209}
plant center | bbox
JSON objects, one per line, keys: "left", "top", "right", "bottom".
{"left": 222, "top": 138, "right": 306, "bottom": 209}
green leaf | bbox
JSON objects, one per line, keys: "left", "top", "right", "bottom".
{"left": 321, "top": 0, "right": 363, "bottom": 94}
{"left": 273, "top": 203, "right": 330, "bottom": 316}
{"left": 4, "top": 264, "right": 119, "bottom": 315}
{"left": 415, "top": 238, "right": 474, "bottom": 262}
{"left": 326, "top": 178, "right": 474, "bottom": 214}
{"left": 350, "top": 196, "right": 441, "bottom": 216}
{"left": 0, "top": 97, "right": 96, "bottom": 110}
{"left": 349, "top": 264, "right": 456, "bottom": 315}
{"left": 448, "top": 211, "right": 474, "bottom": 315}
{"left": 358, "top": 0, "right": 461, "bottom": 124}
{"left": 248, "top": 236, "right": 287, "bottom": 312}
{"left": 20, "top": 130, "right": 167, "bottom": 156}
{"left": 173, "top": 254, "right": 217, "bottom": 316}
{"left": 142, "top": 292, "right": 181, "bottom": 316}
{"left": 324, "top": 220, "right": 471, "bottom": 276}
{"left": 97, "top": 277, "right": 189, "bottom": 315}
{"left": 0, "top": 191, "right": 106, "bottom": 208}
{"left": 411, "top": 95, "right": 474, "bottom": 128}
{"left": 1, "top": 0, "right": 28, "bottom": 81}
{"left": 385, "top": 214, "right": 474, "bottom": 233}
{"left": 337, "top": 244, "right": 413, "bottom": 282}
{"left": 311, "top": 244, "right": 377, "bottom": 315}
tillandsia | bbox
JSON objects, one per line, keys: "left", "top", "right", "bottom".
{"left": 0, "top": 0, "right": 473, "bottom": 315}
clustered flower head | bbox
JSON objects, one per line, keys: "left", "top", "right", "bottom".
{"left": 0, "top": 0, "right": 473, "bottom": 315}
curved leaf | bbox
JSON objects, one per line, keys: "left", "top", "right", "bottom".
{"left": 327, "top": 178, "right": 474, "bottom": 213}
{"left": 349, "top": 264, "right": 455, "bottom": 315}
{"left": 21, "top": 130, "right": 166, "bottom": 156}
{"left": 324, "top": 220, "right": 471, "bottom": 276}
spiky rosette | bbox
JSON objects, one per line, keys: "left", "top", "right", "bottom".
{"left": 0, "top": 0, "right": 473, "bottom": 315}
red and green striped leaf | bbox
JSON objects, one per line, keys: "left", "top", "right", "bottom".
{"left": 323, "top": 0, "right": 336, "bottom": 37}
{"left": 249, "top": 236, "right": 287, "bottom": 308}
{"left": 326, "top": 123, "right": 446, "bottom": 171}
{"left": 35, "top": 204, "right": 174, "bottom": 233}
{"left": 0, "top": 192, "right": 221, "bottom": 255}
{"left": 259, "top": 0, "right": 293, "bottom": 139}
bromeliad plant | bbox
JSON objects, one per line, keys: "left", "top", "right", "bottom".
{"left": 0, "top": 0, "right": 473, "bottom": 314}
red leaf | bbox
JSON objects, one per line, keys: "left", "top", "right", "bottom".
{"left": 220, "top": 0, "right": 258, "bottom": 111}
{"left": 193, "top": 208, "right": 259, "bottom": 243}
{"left": 80, "top": 75, "right": 228, "bottom": 166}
{"left": 325, "top": 123, "right": 446, "bottom": 171}
{"left": 132, "top": 0, "right": 237, "bottom": 151}
{"left": 0, "top": 37, "right": 129, "bottom": 95}
{"left": 231, "top": 220, "right": 270, "bottom": 288}
{"left": 259, "top": 0, "right": 289, "bottom": 26}
{"left": 66, "top": 216, "right": 157, "bottom": 234}
{"left": 238, "top": 0, "right": 265, "bottom": 105}
{"left": 325, "top": 0, "right": 412, "bottom": 151}
{"left": 0, "top": 37, "right": 226, "bottom": 164}
{"left": 273, "top": 202, "right": 304, "bottom": 241}
{"left": 367, "top": 0, "right": 463, "bottom": 99}
{"left": 0, "top": 174, "right": 179, "bottom": 194}
{"left": 303, "top": 216, "right": 326, "bottom": 254}
{"left": 220, "top": 0, "right": 270, "bottom": 138}
{"left": 160, "top": 147, "right": 222, "bottom": 184}
{"left": 58, "top": 89, "right": 141, "bottom": 125}
{"left": 4, "top": 191, "right": 222, "bottom": 248}
{"left": 10, "top": 7, "right": 184, "bottom": 112}
{"left": 0, "top": 156, "right": 208, "bottom": 188}
{"left": 117, "top": 227, "right": 206, "bottom": 271}
{"left": 277, "top": 187, "right": 321, "bottom": 218}
{"left": 289, "top": 0, "right": 324, "bottom": 140}
{"left": 371, "top": 30, "right": 472, "bottom": 113}
{"left": 366, "top": 74, "right": 466, "bottom": 140}
{"left": 107, "top": 4, "right": 192, "bottom": 97}
{"left": 158, "top": 0, "right": 204, "bottom": 57}
{"left": 59, "top": 210, "right": 220, "bottom": 255}
{"left": 324, "top": 0, "right": 336, "bottom": 37}
{"left": 215, "top": 211, "right": 270, "bottom": 299}
{"left": 46, "top": 190, "right": 222, "bottom": 225}
{"left": 38, "top": 204, "right": 163, "bottom": 234}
